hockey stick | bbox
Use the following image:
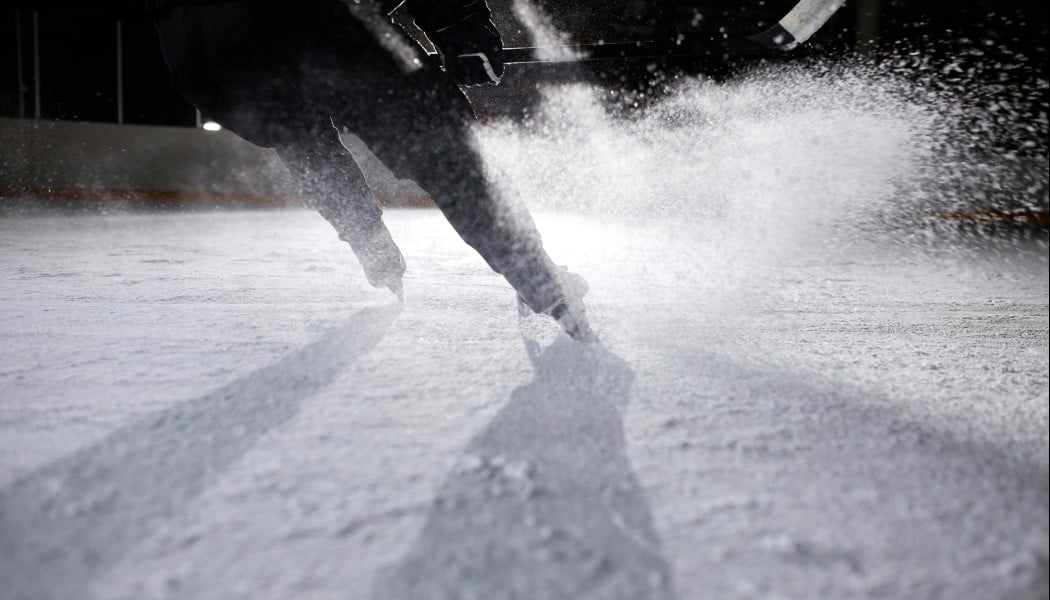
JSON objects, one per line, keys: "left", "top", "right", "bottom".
{"left": 725, "top": 0, "right": 848, "bottom": 56}
{"left": 438, "top": 0, "right": 846, "bottom": 67}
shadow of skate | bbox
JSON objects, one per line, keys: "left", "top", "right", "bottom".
{"left": 0, "top": 302, "right": 402, "bottom": 600}
{"left": 372, "top": 336, "right": 675, "bottom": 600}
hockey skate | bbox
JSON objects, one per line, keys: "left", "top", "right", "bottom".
{"left": 517, "top": 268, "right": 596, "bottom": 342}
{"left": 352, "top": 224, "right": 406, "bottom": 300}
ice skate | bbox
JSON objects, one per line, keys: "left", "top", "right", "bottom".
{"left": 517, "top": 268, "right": 595, "bottom": 342}
{"left": 352, "top": 224, "right": 406, "bottom": 301}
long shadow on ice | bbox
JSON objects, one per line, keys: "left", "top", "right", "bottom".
{"left": 0, "top": 302, "right": 402, "bottom": 600}
{"left": 373, "top": 336, "right": 674, "bottom": 600}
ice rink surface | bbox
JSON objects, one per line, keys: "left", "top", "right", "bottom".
{"left": 0, "top": 208, "right": 1047, "bottom": 599}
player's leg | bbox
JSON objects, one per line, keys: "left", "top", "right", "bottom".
{"left": 328, "top": 61, "right": 590, "bottom": 334}
{"left": 274, "top": 124, "right": 405, "bottom": 294}
{"left": 155, "top": 1, "right": 404, "bottom": 293}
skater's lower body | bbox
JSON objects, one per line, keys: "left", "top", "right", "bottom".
{"left": 155, "top": 0, "right": 592, "bottom": 339}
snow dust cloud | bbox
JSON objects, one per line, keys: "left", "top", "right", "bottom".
{"left": 473, "top": 50, "right": 1047, "bottom": 319}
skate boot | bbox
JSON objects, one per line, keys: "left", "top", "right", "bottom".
{"left": 517, "top": 268, "right": 596, "bottom": 342}
{"left": 350, "top": 223, "right": 406, "bottom": 300}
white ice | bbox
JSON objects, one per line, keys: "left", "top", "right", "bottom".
{"left": 0, "top": 206, "right": 1046, "bottom": 600}
{"left": 3, "top": 44, "right": 1049, "bottom": 598}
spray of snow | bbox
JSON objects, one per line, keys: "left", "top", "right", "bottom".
{"left": 480, "top": 66, "right": 933, "bottom": 231}
{"left": 473, "top": 3, "right": 1047, "bottom": 323}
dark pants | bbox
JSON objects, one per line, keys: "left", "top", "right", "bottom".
{"left": 155, "top": 0, "right": 564, "bottom": 311}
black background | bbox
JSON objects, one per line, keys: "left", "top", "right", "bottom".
{"left": 1, "top": 1, "right": 1046, "bottom": 131}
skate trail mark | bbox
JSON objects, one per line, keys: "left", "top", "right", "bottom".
{"left": 373, "top": 336, "right": 675, "bottom": 600}
{"left": 0, "top": 303, "right": 402, "bottom": 600}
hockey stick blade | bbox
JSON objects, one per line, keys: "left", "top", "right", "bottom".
{"left": 726, "top": 0, "right": 847, "bottom": 55}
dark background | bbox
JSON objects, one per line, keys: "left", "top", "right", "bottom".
{"left": 1, "top": 1, "right": 1047, "bottom": 131}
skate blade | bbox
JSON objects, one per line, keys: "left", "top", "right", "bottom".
{"left": 387, "top": 279, "right": 404, "bottom": 302}
{"left": 516, "top": 294, "right": 533, "bottom": 317}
